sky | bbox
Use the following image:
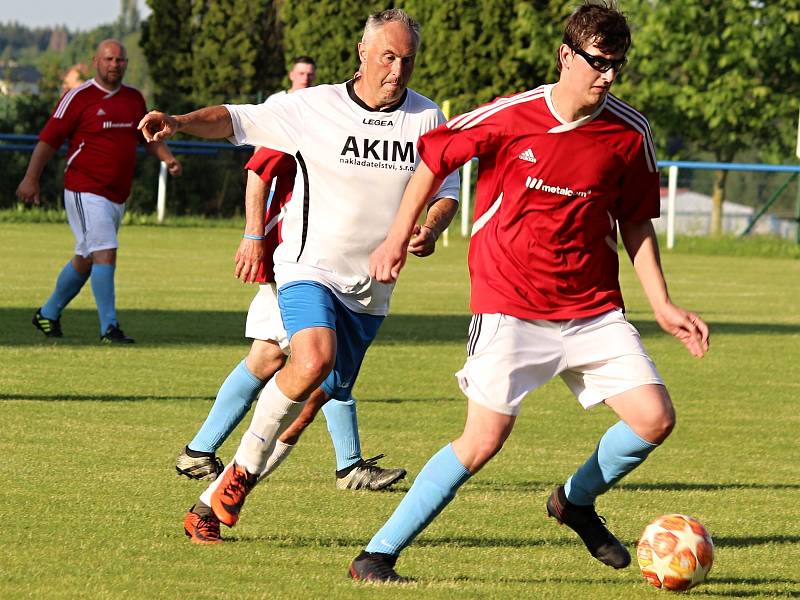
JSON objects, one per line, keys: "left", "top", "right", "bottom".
{"left": 1, "top": 0, "right": 151, "bottom": 31}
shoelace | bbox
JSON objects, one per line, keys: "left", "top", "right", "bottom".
{"left": 361, "top": 454, "right": 386, "bottom": 471}
{"left": 222, "top": 470, "right": 247, "bottom": 500}
{"left": 222, "top": 468, "right": 254, "bottom": 502}
{"left": 195, "top": 515, "right": 220, "bottom": 535}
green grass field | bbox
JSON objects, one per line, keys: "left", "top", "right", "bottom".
{"left": 1, "top": 223, "right": 798, "bottom": 599}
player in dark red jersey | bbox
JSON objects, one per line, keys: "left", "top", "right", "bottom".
{"left": 17, "top": 39, "right": 180, "bottom": 343}
{"left": 350, "top": 1, "right": 710, "bottom": 582}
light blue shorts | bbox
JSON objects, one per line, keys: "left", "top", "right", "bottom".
{"left": 278, "top": 281, "right": 384, "bottom": 400}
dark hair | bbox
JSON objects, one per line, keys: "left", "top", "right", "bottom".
{"left": 292, "top": 56, "right": 316, "bottom": 67}
{"left": 558, "top": 1, "right": 631, "bottom": 70}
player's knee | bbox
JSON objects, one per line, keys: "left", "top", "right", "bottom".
{"left": 288, "top": 351, "right": 334, "bottom": 387}
{"left": 247, "top": 344, "right": 286, "bottom": 380}
{"left": 458, "top": 436, "right": 506, "bottom": 471}
{"left": 644, "top": 404, "right": 675, "bottom": 445}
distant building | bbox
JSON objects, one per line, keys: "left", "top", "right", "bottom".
{"left": 0, "top": 61, "right": 40, "bottom": 95}
{"left": 654, "top": 188, "right": 797, "bottom": 240}
{"left": 48, "top": 27, "right": 69, "bottom": 52}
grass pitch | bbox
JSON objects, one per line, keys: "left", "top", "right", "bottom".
{"left": 1, "top": 223, "right": 798, "bottom": 599}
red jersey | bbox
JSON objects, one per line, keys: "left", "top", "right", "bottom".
{"left": 244, "top": 148, "right": 297, "bottom": 283}
{"left": 418, "top": 85, "right": 660, "bottom": 320}
{"left": 39, "top": 79, "right": 147, "bottom": 204}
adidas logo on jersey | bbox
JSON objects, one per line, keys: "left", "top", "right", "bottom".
{"left": 96, "top": 108, "right": 107, "bottom": 116}
{"left": 518, "top": 148, "right": 537, "bottom": 163}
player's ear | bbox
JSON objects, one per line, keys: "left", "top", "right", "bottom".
{"left": 357, "top": 42, "right": 367, "bottom": 64}
{"left": 558, "top": 44, "right": 572, "bottom": 70}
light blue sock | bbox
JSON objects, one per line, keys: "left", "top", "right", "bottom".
{"left": 41, "top": 261, "right": 89, "bottom": 320}
{"left": 365, "top": 444, "right": 471, "bottom": 556}
{"left": 189, "top": 359, "right": 266, "bottom": 453}
{"left": 322, "top": 397, "right": 361, "bottom": 470}
{"left": 90, "top": 263, "right": 117, "bottom": 333}
{"left": 565, "top": 420, "right": 657, "bottom": 506}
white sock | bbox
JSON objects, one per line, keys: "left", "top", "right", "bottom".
{"left": 257, "top": 441, "right": 296, "bottom": 483}
{"left": 234, "top": 377, "right": 303, "bottom": 475}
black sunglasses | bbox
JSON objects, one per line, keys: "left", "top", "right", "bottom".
{"left": 570, "top": 45, "right": 627, "bottom": 73}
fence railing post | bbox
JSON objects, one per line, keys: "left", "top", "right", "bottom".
{"left": 667, "top": 165, "right": 678, "bottom": 249}
{"left": 156, "top": 161, "right": 167, "bottom": 223}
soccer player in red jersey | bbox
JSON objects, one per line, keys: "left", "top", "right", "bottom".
{"left": 17, "top": 39, "right": 180, "bottom": 343}
{"left": 350, "top": 1, "right": 710, "bottom": 582}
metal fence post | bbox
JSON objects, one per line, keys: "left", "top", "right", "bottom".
{"left": 667, "top": 165, "right": 678, "bottom": 249}
{"left": 156, "top": 161, "right": 168, "bottom": 223}
{"left": 460, "top": 159, "right": 472, "bottom": 237}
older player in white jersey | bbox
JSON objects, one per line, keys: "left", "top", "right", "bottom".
{"left": 140, "top": 8, "right": 460, "bottom": 543}
{"left": 174, "top": 54, "right": 403, "bottom": 496}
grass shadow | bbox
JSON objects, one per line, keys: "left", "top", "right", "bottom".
{"left": 0, "top": 308, "right": 470, "bottom": 347}
{"left": 0, "top": 393, "right": 215, "bottom": 402}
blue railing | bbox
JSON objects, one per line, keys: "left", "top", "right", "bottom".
{"left": 0, "top": 133, "right": 253, "bottom": 155}
{"left": 3, "top": 133, "right": 798, "bottom": 242}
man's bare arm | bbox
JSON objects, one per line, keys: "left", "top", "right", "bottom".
{"left": 234, "top": 170, "right": 269, "bottom": 283}
{"left": 369, "top": 161, "right": 443, "bottom": 282}
{"left": 16, "top": 141, "right": 58, "bottom": 204}
{"left": 408, "top": 197, "right": 458, "bottom": 257}
{"left": 620, "top": 219, "right": 710, "bottom": 358}
{"left": 145, "top": 141, "right": 182, "bottom": 176}
{"left": 138, "top": 106, "right": 233, "bottom": 142}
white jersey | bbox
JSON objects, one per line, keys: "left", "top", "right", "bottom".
{"left": 226, "top": 81, "right": 460, "bottom": 315}
{"left": 265, "top": 90, "right": 287, "bottom": 103}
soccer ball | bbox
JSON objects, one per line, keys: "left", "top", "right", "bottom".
{"left": 636, "top": 514, "right": 714, "bottom": 591}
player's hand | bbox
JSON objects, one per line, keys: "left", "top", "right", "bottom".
{"left": 408, "top": 224, "right": 438, "bottom": 257}
{"left": 166, "top": 158, "right": 182, "bottom": 177}
{"left": 15, "top": 177, "right": 40, "bottom": 205}
{"left": 654, "top": 303, "right": 710, "bottom": 358}
{"left": 234, "top": 237, "right": 265, "bottom": 283}
{"left": 138, "top": 111, "right": 179, "bottom": 142}
{"left": 370, "top": 237, "right": 408, "bottom": 283}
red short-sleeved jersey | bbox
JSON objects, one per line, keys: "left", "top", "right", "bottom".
{"left": 39, "top": 79, "right": 147, "bottom": 204}
{"left": 418, "top": 85, "right": 660, "bottom": 320}
{"left": 244, "top": 148, "right": 297, "bottom": 283}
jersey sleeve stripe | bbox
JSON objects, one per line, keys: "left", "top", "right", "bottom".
{"left": 451, "top": 91, "right": 545, "bottom": 132}
{"left": 606, "top": 96, "right": 657, "bottom": 173}
{"left": 447, "top": 87, "right": 545, "bottom": 130}
{"left": 54, "top": 81, "right": 92, "bottom": 119}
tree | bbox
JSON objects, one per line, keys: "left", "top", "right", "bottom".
{"left": 141, "top": 0, "right": 195, "bottom": 114}
{"left": 117, "top": 0, "right": 142, "bottom": 38}
{"left": 189, "top": 0, "right": 281, "bottom": 105}
{"left": 279, "top": 0, "right": 383, "bottom": 86}
{"left": 616, "top": 0, "right": 800, "bottom": 234}
{"left": 279, "top": 0, "right": 553, "bottom": 113}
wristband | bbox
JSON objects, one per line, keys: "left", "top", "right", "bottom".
{"left": 243, "top": 234, "right": 265, "bottom": 240}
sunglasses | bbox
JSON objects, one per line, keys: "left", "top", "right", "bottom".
{"left": 570, "top": 45, "right": 627, "bottom": 73}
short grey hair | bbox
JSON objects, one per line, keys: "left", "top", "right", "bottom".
{"left": 361, "top": 8, "right": 421, "bottom": 49}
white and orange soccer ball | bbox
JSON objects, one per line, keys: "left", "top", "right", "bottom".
{"left": 636, "top": 514, "right": 714, "bottom": 591}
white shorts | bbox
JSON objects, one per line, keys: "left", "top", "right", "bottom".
{"left": 456, "top": 308, "right": 664, "bottom": 416}
{"left": 244, "top": 283, "right": 290, "bottom": 353}
{"left": 64, "top": 189, "right": 125, "bottom": 257}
